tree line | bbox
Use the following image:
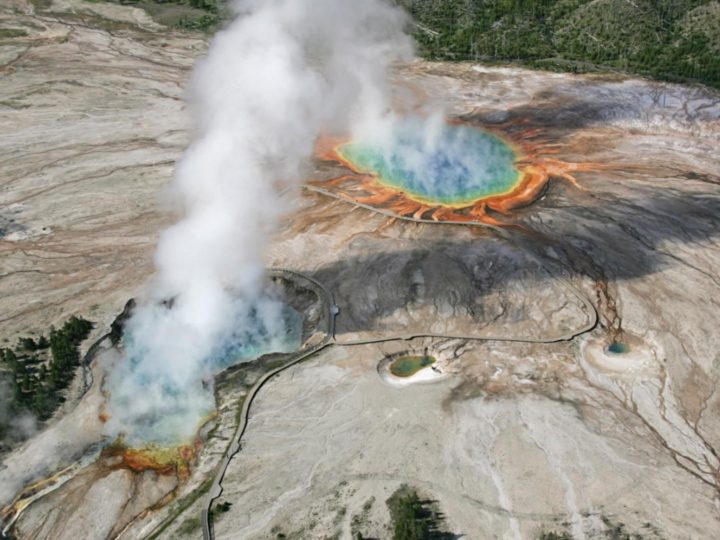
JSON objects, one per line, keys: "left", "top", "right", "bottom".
{"left": 398, "top": 0, "right": 720, "bottom": 88}
{"left": 0, "top": 316, "right": 93, "bottom": 434}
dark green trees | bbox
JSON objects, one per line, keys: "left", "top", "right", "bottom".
{"left": 0, "top": 315, "right": 93, "bottom": 428}
{"left": 386, "top": 485, "right": 454, "bottom": 539}
{"left": 399, "top": 0, "right": 720, "bottom": 88}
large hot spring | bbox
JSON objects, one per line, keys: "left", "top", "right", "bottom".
{"left": 107, "top": 299, "right": 303, "bottom": 445}
{"left": 338, "top": 118, "right": 522, "bottom": 206}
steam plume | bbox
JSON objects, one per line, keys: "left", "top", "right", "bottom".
{"left": 104, "top": 0, "right": 412, "bottom": 444}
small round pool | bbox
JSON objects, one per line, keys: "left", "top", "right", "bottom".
{"left": 389, "top": 355, "right": 436, "bottom": 377}
{"left": 338, "top": 118, "right": 521, "bottom": 207}
{"left": 607, "top": 342, "right": 630, "bottom": 354}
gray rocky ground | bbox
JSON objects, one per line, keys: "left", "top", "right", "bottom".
{"left": 0, "top": 0, "right": 204, "bottom": 344}
{"left": 1, "top": 1, "right": 720, "bottom": 539}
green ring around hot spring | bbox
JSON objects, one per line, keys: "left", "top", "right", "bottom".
{"left": 336, "top": 125, "right": 524, "bottom": 208}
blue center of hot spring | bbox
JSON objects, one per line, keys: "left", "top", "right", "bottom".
{"left": 113, "top": 301, "right": 303, "bottom": 445}
{"left": 338, "top": 119, "right": 521, "bottom": 206}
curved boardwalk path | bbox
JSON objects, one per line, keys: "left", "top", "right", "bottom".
{"left": 200, "top": 260, "right": 598, "bottom": 539}
{"left": 304, "top": 184, "right": 507, "bottom": 231}
{"left": 201, "top": 269, "right": 338, "bottom": 540}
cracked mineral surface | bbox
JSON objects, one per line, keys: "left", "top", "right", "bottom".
{"left": 1, "top": 1, "right": 720, "bottom": 539}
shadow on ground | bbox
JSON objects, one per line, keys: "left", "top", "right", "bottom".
{"left": 306, "top": 181, "right": 720, "bottom": 337}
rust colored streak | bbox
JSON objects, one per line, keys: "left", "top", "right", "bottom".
{"left": 101, "top": 444, "right": 195, "bottom": 479}
{"left": 312, "top": 120, "right": 605, "bottom": 227}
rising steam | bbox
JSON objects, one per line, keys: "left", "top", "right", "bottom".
{"left": 103, "top": 0, "right": 412, "bottom": 444}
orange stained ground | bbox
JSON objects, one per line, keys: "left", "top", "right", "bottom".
{"left": 101, "top": 439, "right": 199, "bottom": 480}
{"left": 312, "top": 118, "right": 607, "bottom": 226}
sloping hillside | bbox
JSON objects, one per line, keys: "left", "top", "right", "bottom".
{"left": 400, "top": 0, "right": 720, "bottom": 87}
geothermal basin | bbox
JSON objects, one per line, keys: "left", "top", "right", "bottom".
{"left": 338, "top": 118, "right": 521, "bottom": 207}
{"left": 103, "top": 273, "right": 320, "bottom": 447}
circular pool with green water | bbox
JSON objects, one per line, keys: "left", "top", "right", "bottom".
{"left": 339, "top": 118, "right": 522, "bottom": 206}
{"left": 389, "top": 355, "right": 436, "bottom": 378}
{"left": 607, "top": 342, "right": 631, "bottom": 354}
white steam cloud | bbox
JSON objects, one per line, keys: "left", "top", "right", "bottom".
{"left": 104, "top": 0, "right": 412, "bottom": 444}
{"left": 343, "top": 113, "right": 522, "bottom": 204}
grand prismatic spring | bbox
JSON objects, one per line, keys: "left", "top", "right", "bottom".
{"left": 314, "top": 116, "right": 603, "bottom": 225}
{"left": 338, "top": 119, "right": 521, "bottom": 207}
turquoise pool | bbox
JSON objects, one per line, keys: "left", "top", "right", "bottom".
{"left": 339, "top": 118, "right": 521, "bottom": 206}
